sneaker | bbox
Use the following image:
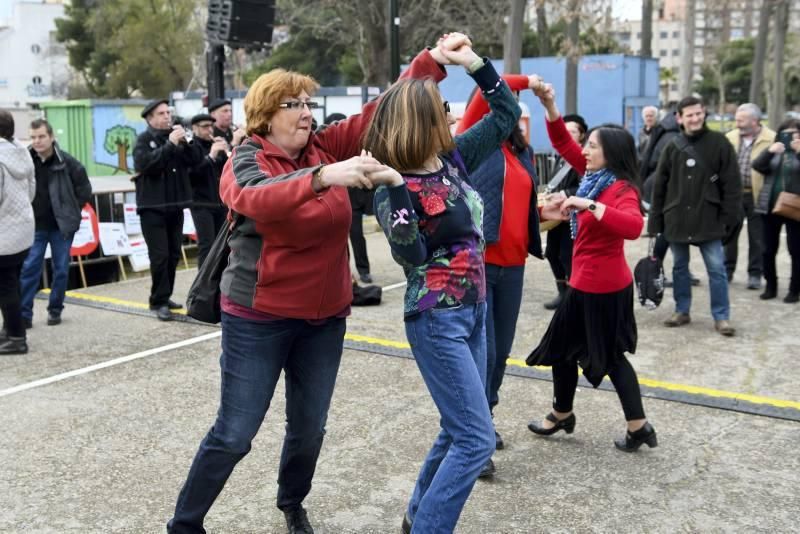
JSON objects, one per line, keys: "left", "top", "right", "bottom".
{"left": 0, "top": 336, "right": 28, "bottom": 355}
{"left": 663, "top": 312, "right": 691, "bottom": 327}
{"left": 283, "top": 504, "right": 314, "bottom": 534}
{"left": 746, "top": 275, "right": 762, "bottom": 290}
{"left": 714, "top": 320, "right": 735, "bottom": 337}
{"left": 47, "top": 312, "right": 62, "bottom": 326}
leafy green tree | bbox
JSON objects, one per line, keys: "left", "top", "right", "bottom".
{"left": 694, "top": 38, "right": 754, "bottom": 110}
{"left": 103, "top": 125, "right": 138, "bottom": 172}
{"left": 55, "top": 0, "right": 203, "bottom": 98}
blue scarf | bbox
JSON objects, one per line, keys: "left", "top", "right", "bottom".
{"left": 570, "top": 168, "right": 617, "bottom": 239}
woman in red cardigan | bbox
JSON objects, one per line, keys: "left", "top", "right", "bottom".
{"left": 526, "top": 85, "right": 658, "bottom": 452}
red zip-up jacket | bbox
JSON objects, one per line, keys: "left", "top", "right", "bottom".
{"left": 218, "top": 50, "right": 445, "bottom": 319}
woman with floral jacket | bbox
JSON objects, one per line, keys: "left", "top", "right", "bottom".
{"left": 364, "top": 38, "right": 526, "bottom": 533}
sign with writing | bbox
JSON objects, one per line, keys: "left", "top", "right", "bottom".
{"left": 124, "top": 203, "right": 141, "bottom": 235}
{"left": 70, "top": 203, "right": 100, "bottom": 257}
{"left": 127, "top": 235, "right": 150, "bottom": 272}
{"left": 99, "top": 223, "right": 133, "bottom": 256}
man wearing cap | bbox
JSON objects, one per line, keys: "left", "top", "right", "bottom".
{"left": 207, "top": 98, "right": 246, "bottom": 149}
{"left": 133, "top": 99, "right": 204, "bottom": 321}
{"left": 188, "top": 113, "right": 228, "bottom": 268}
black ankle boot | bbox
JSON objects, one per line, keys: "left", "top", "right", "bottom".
{"left": 528, "top": 412, "right": 576, "bottom": 436}
{"left": 784, "top": 291, "right": 799, "bottom": 304}
{"left": 283, "top": 504, "right": 313, "bottom": 534}
{"left": 614, "top": 422, "right": 658, "bottom": 452}
{"left": 544, "top": 281, "right": 566, "bottom": 310}
{"left": 760, "top": 282, "right": 777, "bottom": 300}
{"left": 0, "top": 336, "right": 28, "bottom": 355}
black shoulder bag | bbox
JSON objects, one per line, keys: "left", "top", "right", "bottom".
{"left": 186, "top": 212, "right": 242, "bottom": 324}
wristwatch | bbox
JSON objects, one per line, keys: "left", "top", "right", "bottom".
{"left": 587, "top": 202, "right": 597, "bottom": 211}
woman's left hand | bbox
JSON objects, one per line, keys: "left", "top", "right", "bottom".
{"left": 560, "top": 196, "right": 593, "bottom": 212}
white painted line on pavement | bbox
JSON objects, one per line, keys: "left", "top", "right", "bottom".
{"left": 0, "top": 331, "right": 221, "bottom": 398}
{"left": 381, "top": 281, "right": 407, "bottom": 292}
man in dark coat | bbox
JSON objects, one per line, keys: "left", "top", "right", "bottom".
{"left": 133, "top": 99, "right": 204, "bottom": 321}
{"left": 20, "top": 119, "right": 91, "bottom": 328}
{"left": 208, "top": 98, "right": 246, "bottom": 150}
{"left": 648, "top": 96, "right": 742, "bottom": 337}
{"left": 188, "top": 113, "right": 228, "bottom": 268}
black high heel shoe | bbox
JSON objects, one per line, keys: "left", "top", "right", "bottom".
{"left": 614, "top": 422, "right": 658, "bottom": 452}
{"left": 528, "top": 412, "right": 576, "bottom": 436}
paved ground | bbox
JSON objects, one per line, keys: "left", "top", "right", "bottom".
{"left": 1, "top": 225, "right": 798, "bottom": 533}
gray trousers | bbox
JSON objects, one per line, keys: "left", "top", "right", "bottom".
{"left": 724, "top": 191, "right": 763, "bottom": 277}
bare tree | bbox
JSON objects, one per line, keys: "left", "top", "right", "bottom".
{"left": 769, "top": 0, "right": 789, "bottom": 127}
{"left": 565, "top": 0, "right": 581, "bottom": 114}
{"left": 535, "top": 0, "right": 550, "bottom": 56}
{"left": 678, "top": 0, "right": 696, "bottom": 98}
{"left": 503, "top": 0, "right": 527, "bottom": 73}
{"left": 749, "top": 0, "right": 773, "bottom": 108}
{"left": 641, "top": 0, "right": 653, "bottom": 58}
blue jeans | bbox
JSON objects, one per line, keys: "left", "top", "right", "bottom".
{"left": 485, "top": 264, "right": 525, "bottom": 410}
{"left": 671, "top": 240, "right": 730, "bottom": 320}
{"left": 168, "top": 312, "right": 346, "bottom": 534}
{"left": 19, "top": 230, "right": 74, "bottom": 320}
{"left": 404, "top": 303, "right": 494, "bottom": 534}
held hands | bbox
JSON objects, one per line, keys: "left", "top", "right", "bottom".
{"left": 430, "top": 32, "right": 478, "bottom": 68}
{"left": 540, "top": 191, "right": 569, "bottom": 221}
{"left": 318, "top": 152, "right": 387, "bottom": 190}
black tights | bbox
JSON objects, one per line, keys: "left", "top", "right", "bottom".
{"left": 552, "top": 355, "right": 645, "bottom": 421}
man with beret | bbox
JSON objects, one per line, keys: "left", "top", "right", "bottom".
{"left": 133, "top": 99, "right": 204, "bottom": 321}
{"left": 188, "top": 113, "right": 228, "bottom": 268}
{"left": 207, "top": 98, "right": 246, "bottom": 149}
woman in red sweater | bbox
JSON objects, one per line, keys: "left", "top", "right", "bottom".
{"left": 525, "top": 86, "right": 658, "bottom": 452}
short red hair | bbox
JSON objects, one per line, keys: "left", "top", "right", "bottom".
{"left": 244, "top": 69, "right": 319, "bottom": 137}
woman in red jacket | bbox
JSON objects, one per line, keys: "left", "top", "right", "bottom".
{"left": 526, "top": 86, "right": 658, "bottom": 452}
{"left": 166, "top": 37, "right": 463, "bottom": 534}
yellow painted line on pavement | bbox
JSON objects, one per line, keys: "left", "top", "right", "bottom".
{"left": 55, "top": 289, "right": 800, "bottom": 412}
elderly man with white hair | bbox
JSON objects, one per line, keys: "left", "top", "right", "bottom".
{"left": 638, "top": 105, "right": 659, "bottom": 154}
{"left": 724, "top": 103, "right": 775, "bottom": 289}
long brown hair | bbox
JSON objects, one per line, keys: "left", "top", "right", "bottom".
{"left": 362, "top": 79, "right": 455, "bottom": 171}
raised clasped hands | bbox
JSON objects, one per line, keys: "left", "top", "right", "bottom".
{"left": 430, "top": 32, "right": 477, "bottom": 67}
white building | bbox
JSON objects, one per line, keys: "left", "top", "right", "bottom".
{"left": 0, "top": 0, "right": 70, "bottom": 107}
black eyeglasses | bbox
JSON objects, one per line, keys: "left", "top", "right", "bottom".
{"left": 443, "top": 101, "right": 451, "bottom": 113}
{"left": 278, "top": 100, "right": 320, "bottom": 111}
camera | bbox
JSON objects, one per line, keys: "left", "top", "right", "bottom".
{"left": 777, "top": 131, "right": 794, "bottom": 152}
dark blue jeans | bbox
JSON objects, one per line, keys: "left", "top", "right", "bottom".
{"left": 167, "top": 312, "right": 346, "bottom": 534}
{"left": 19, "top": 230, "right": 74, "bottom": 320}
{"left": 405, "top": 303, "right": 494, "bottom": 534}
{"left": 485, "top": 264, "right": 525, "bottom": 410}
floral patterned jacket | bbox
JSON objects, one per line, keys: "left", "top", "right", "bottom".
{"left": 372, "top": 60, "right": 520, "bottom": 318}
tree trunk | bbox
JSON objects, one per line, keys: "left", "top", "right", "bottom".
{"left": 536, "top": 0, "right": 550, "bottom": 56}
{"left": 565, "top": 0, "right": 581, "bottom": 114}
{"left": 117, "top": 144, "right": 128, "bottom": 172}
{"left": 749, "top": 0, "right": 773, "bottom": 108}
{"left": 678, "top": 0, "right": 696, "bottom": 98}
{"left": 641, "top": 0, "right": 653, "bottom": 58}
{"left": 769, "top": 0, "right": 789, "bottom": 128}
{"left": 503, "top": 0, "right": 527, "bottom": 74}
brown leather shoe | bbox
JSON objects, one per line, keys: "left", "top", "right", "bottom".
{"left": 714, "top": 320, "right": 735, "bottom": 337}
{"left": 663, "top": 312, "right": 691, "bottom": 327}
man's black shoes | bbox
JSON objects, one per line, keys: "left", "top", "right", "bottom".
{"left": 283, "top": 504, "right": 314, "bottom": 534}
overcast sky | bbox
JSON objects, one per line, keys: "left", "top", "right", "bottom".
{"left": 612, "top": 0, "right": 644, "bottom": 20}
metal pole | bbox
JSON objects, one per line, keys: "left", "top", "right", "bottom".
{"left": 207, "top": 44, "right": 226, "bottom": 102}
{"left": 389, "top": 0, "right": 400, "bottom": 82}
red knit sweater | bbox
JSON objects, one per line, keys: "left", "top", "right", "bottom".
{"left": 546, "top": 115, "right": 643, "bottom": 293}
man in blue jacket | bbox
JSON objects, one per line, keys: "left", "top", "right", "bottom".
{"left": 20, "top": 119, "right": 91, "bottom": 328}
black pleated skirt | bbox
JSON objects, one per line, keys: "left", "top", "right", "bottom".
{"left": 526, "top": 283, "right": 637, "bottom": 388}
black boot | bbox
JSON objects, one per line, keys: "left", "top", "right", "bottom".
{"left": 0, "top": 336, "right": 28, "bottom": 355}
{"left": 760, "top": 280, "right": 777, "bottom": 300}
{"left": 543, "top": 281, "right": 566, "bottom": 310}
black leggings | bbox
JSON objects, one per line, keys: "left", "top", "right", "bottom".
{"left": 762, "top": 213, "right": 800, "bottom": 293}
{"left": 0, "top": 249, "right": 29, "bottom": 338}
{"left": 552, "top": 355, "right": 646, "bottom": 421}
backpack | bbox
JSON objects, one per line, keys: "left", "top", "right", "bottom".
{"left": 633, "top": 238, "right": 665, "bottom": 310}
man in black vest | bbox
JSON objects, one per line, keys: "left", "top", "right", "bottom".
{"left": 133, "top": 99, "right": 203, "bottom": 321}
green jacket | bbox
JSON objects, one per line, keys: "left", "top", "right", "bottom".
{"left": 647, "top": 128, "right": 742, "bottom": 244}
